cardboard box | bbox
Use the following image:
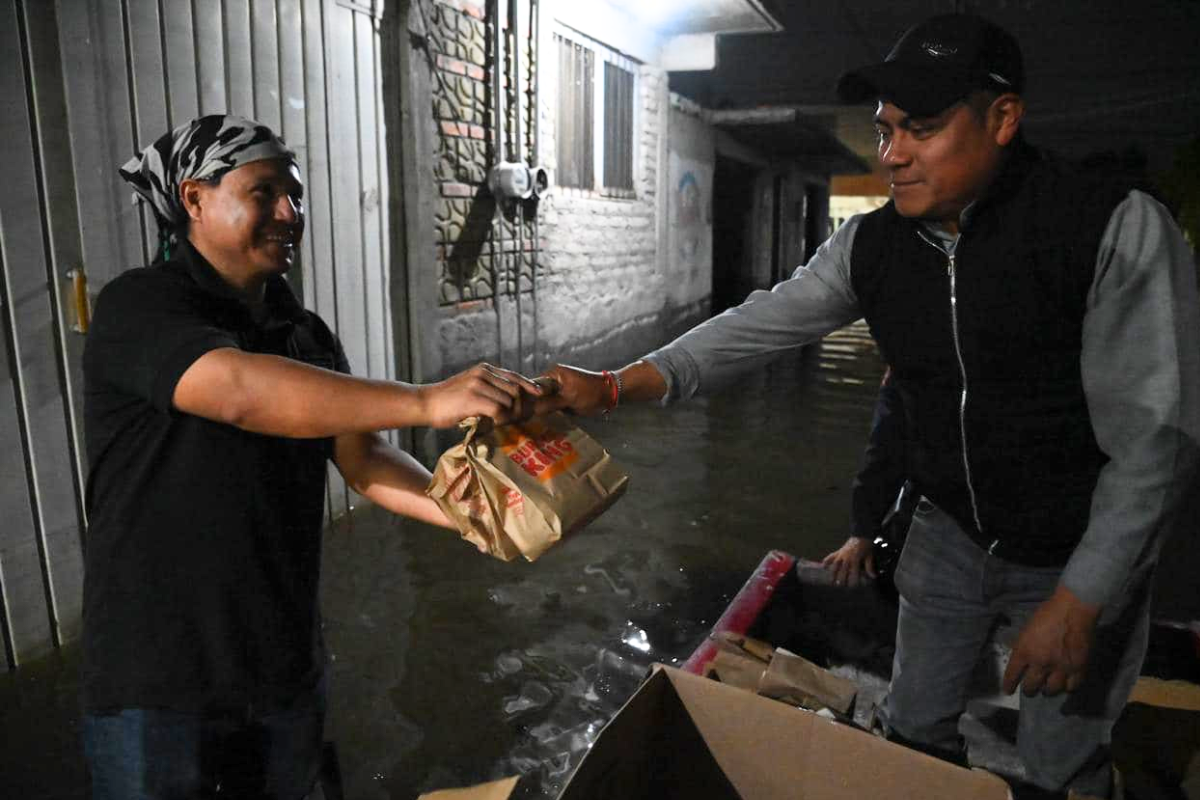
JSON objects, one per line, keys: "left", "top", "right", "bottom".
{"left": 1114, "top": 676, "right": 1200, "bottom": 800}
{"left": 419, "top": 665, "right": 1012, "bottom": 799}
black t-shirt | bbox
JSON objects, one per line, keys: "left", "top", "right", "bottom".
{"left": 81, "top": 241, "right": 349, "bottom": 714}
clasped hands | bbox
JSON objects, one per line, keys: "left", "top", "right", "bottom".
{"left": 419, "top": 363, "right": 619, "bottom": 430}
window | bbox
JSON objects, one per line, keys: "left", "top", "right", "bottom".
{"left": 555, "top": 30, "right": 636, "bottom": 194}
{"left": 603, "top": 62, "right": 634, "bottom": 190}
{"left": 556, "top": 37, "right": 594, "bottom": 189}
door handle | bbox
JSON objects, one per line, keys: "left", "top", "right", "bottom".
{"left": 66, "top": 268, "right": 90, "bottom": 334}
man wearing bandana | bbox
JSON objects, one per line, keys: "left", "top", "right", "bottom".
{"left": 536, "top": 14, "right": 1200, "bottom": 799}
{"left": 81, "top": 115, "right": 542, "bottom": 798}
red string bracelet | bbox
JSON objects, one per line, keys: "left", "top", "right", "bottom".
{"left": 600, "top": 370, "right": 619, "bottom": 412}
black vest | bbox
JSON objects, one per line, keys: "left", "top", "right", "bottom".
{"left": 851, "top": 144, "right": 1131, "bottom": 566}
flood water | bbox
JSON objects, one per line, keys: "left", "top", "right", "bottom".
{"left": 320, "top": 323, "right": 885, "bottom": 798}
{"left": 0, "top": 324, "right": 886, "bottom": 799}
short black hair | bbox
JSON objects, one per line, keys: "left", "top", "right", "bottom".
{"left": 159, "top": 170, "right": 229, "bottom": 263}
{"left": 181, "top": 170, "right": 227, "bottom": 230}
{"left": 964, "top": 89, "right": 1000, "bottom": 122}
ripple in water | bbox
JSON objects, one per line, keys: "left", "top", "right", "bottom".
{"left": 503, "top": 681, "right": 553, "bottom": 717}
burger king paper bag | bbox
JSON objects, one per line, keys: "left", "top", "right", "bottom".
{"left": 427, "top": 413, "right": 629, "bottom": 561}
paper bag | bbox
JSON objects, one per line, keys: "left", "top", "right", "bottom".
{"left": 712, "top": 631, "right": 775, "bottom": 663}
{"left": 758, "top": 648, "right": 858, "bottom": 716}
{"left": 427, "top": 412, "right": 629, "bottom": 561}
{"left": 704, "top": 648, "right": 769, "bottom": 692}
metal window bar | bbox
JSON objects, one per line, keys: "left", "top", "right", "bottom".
{"left": 555, "top": 35, "right": 592, "bottom": 189}
{"left": 603, "top": 61, "right": 633, "bottom": 190}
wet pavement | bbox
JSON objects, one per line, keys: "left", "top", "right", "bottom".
{"left": 1, "top": 324, "right": 888, "bottom": 798}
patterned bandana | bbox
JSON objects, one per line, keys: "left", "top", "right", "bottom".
{"left": 119, "top": 114, "right": 296, "bottom": 261}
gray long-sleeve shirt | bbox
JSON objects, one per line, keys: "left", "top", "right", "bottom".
{"left": 644, "top": 190, "right": 1200, "bottom": 609}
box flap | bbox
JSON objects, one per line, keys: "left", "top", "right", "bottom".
{"left": 659, "top": 665, "right": 1012, "bottom": 799}
{"left": 559, "top": 667, "right": 743, "bottom": 799}
{"left": 416, "top": 776, "right": 520, "bottom": 800}
{"left": 1115, "top": 681, "right": 1200, "bottom": 799}
{"left": 1129, "top": 677, "right": 1200, "bottom": 712}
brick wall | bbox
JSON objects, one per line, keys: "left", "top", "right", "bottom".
{"left": 424, "top": 0, "right": 531, "bottom": 306}
{"left": 425, "top": 1, "right": 710, "bottom": 376}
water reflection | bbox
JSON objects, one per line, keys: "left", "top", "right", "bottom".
{"left": 620, "top": 623, "right": 652, "bottom": 654}
{"left": 495, "top": 642, "right": 663, "bottom": 796}
{"left": 581, "top": 565, "right": 632, "bottom": 597}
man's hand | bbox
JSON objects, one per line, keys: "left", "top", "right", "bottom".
{"left": 417, "top": 363, "right": 544, "bottom": 429}
{"left": 1002, "top": 584, "right": 1100, "bottom": 697}
{"left": 821, "top": 536, "right": 877, "bottom": 587}
{"left": 532, "top": 364, "right": 612, "bottom": 417}
{"left": 532, "top": 361, "right": 669, "bottom": 417}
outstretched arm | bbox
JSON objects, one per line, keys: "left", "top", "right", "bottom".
{"left": 534, "top": 216, "right": 864, "bottom": 416}
{"left": 175, "top": 352, "right": 542, "bottom": 437}
{"left": 533, "top": 360, "right": 668, "bottom": 417}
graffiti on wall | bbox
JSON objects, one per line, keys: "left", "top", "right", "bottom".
{"left": 667, "top": 152, "right": 712, "bottom": 294}
{"left": 676, "top": 171, "right": 702, "bottom": 262}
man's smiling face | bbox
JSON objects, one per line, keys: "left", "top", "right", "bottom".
{"left": 874, "top": 94, "right": 1010, "bottom": 231}
{"left": 186, "top": 158, "right": 305, "bottom": 287}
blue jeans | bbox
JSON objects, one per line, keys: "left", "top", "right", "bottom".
{"left": 881, "top": 499, "right": 1151, "bottom": 797}
{"left": 83, "top": 683, "right": 325, "bottom": 800}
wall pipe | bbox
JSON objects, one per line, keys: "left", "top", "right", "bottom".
{"left": 530, "top": 0, "right": 540, "bottom": 371}
{"left": 510, "top": 0, "right": 523, "bottom": 368}
{"left": 489, "top": 0, "right": 505, "bottom": 366}
{"left": 490, "top": 0, "right": 505, "bottom": 166}
{"left": 510, "top": 0, "right": 521, "bottom": 169}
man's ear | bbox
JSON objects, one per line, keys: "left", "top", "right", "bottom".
{"left": 992, "top": 93, "right": 1025, "bottom": 147}
{"left": 179, "top": 178, "right": 205, "bottom": 224}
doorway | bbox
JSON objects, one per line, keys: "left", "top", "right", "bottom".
{"left": 711, "top": 154, "right": 759, "bottom": 315}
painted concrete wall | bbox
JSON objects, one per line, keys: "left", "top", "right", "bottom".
{"left": 666, "top": 107, "right": 716, "bottom": 320}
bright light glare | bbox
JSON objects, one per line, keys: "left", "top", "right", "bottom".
{"left": 607, "top": 0, "right": 681, "bottom": 29}
{"left": 622, "top": 623, "right": 653, "bottom": 653}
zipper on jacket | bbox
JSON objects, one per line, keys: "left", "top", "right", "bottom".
{"left": 917, "top": 230, "right": 988, "bottom": 541}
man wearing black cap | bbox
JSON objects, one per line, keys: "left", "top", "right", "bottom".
{"left": 535, "top": 13, "right": 1200, "bottom": 798}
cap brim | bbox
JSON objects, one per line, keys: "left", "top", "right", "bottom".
{"left": 837, "top": 62, "right": 975, "bottom": 118}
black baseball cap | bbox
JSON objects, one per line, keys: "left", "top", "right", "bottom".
{"left": 837, "top": 14, "right": 1024, "bottom": 117}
